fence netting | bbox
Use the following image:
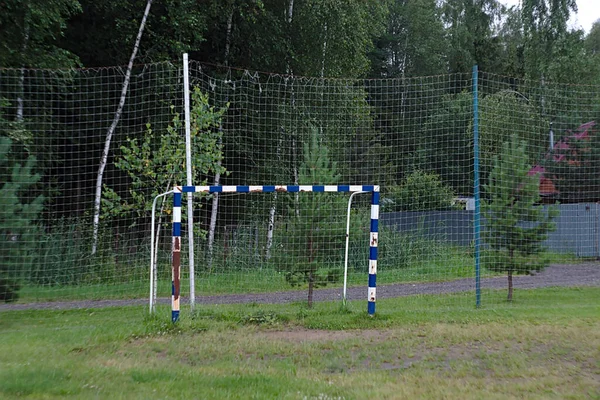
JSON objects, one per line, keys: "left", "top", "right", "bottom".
{"left": 0, "top": 61, "right": 598, "bottom": 309}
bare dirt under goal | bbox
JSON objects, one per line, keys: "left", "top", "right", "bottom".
{"left": 1, "top": 262, "right": 599, "bottom": 312}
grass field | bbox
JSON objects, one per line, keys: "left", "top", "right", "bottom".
{"left": 1, "top": 287, "right": 599, "bottom": 399}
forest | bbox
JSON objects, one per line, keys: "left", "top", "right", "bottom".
{"left": 1, "top": 1, "right": 599, "bottom": 79}
{"left": 1, "top": 0, "right": 600, "bottom": 302}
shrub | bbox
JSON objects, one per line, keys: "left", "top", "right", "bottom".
{"left": 384, "top": 170, "right": 456, "bottom": 212}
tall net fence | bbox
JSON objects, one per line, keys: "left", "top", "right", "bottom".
{"left": 1, "top": 60, "right": 599, "bottom": 309}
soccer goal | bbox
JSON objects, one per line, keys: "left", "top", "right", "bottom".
{"left": 150, "top": 184, "right": 380, "bottom": 322}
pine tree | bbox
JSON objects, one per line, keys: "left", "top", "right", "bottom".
{"left": 277, "top": 128, "right": 344, "bottom": 308}
{"left": 483, "top": 135, "right": 558, "bottom": 301}
{"left": 0, "top": 137, "right": 44, "bottom": 302}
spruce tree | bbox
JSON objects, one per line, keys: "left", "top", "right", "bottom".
{"left": 0, "top": 137, "right": 44, "bottom": 302}
{"left": 278, "top": 128, "right": 344, "bottom": 308}
{"left": 483, "top": 135, "right": 558, "bottom": 301}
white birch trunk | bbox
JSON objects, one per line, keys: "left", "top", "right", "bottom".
{"left": 265, "top": 192, "right": 277, "bottom": 260}
{"left": 224, "top": 10, "right": 234, "bottom": 65}
{"left": 207, "top": 8, "right": 234, "bottom": 268}
{"left": 288, "top": 0, "right": 294, "bottom": 23}
{"left": 207, "top": 136, "right": 222, "bottom": 269}
{"left": 16, "top": 17, "right": 30, "bottom": 123}
{"left": 91, "top": 0, "right": 153, "bottom": 254}
{"left": 266, "top": 0, "right": 295, "bottom": 259}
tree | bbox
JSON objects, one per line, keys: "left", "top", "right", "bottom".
{"left": 102, "top": 88, "right": 227, "bottom": 275}
{"left": 369, "top": 0, "right": 447, "bottom": 79}
{"left": 479, "top": 90, "right": 547, "bottom": 183}
{"left": 483, "top": 135, "right": 557, "bottom": 301}
{"left": 585, "top": 20, "right": 600, "bottom": 56}
{"left": 417, "top": 91, "right": 474, "bottom": 195}
{"left": 521, "top": 0, "right": 577, "bottom": 80}
{"left": 275, "top": 129, "right": 344, "bottom": 308}
{"left": 91, "top": 0, "right": 153, "bottom": 255}
{"left": 0, "top": 0, "right": 81, "bottom": 68}
{"left": 442, "top": 0, "right": 506, "bottom": 74}
{"left": 62, "top": 0, "right": 210, "bottom": 66}
{"left": 0, "top": 136, "right": 44, "bottom": 302}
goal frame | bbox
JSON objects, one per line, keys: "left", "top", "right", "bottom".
{"left": 152, "top": 184, "right": 380, "bottom": 322}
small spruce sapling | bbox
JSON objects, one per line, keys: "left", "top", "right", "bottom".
{"left": 483, "top": 135, "right": 558, "bottom": 301}
{"left": 280, "top": 129, "right": 344, "bottom": 308}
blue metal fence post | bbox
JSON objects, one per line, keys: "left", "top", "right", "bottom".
{"left": 473, "top": 65, "right": 482, "bottom": 307}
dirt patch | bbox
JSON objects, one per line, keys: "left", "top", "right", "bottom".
{"left": 262, "top": 328, "right": 391, "bottom": 343}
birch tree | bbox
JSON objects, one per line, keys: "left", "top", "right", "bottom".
{"left": 102, "top": 88, "right": 227, "bottom": 276}
{"left": 521, "top": 0, "right": 577, "bottom": 79}
{"left": 91, "top": 0, "right": 153, "bottom": 255}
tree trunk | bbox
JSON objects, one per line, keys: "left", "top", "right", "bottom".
{"left": 507, "top": 270, "right": 513, "bottom": 302}
{"left": 224, "top": 10, "right": 234, "bottom": 65}
{"left": 16, "top": 22, "right": 29, "bottom": 123}
{"left": 265, "top": 192, "right": 277, "bottom": 260}
{"left": 207, "top": 137, "right": 222, "bottom": 270}
{"left": 91, "top": 0, "right": 153, "bottom": 254}
{"left": 508, "top": 249, "right": 514, "bottom": 301}
{"left": 267, "top": 0, "right": 295, "bottom": 259}
{"left": 308, "top": 271, "right": 314, "bottom": 308}
{"left": 288, "top": 0, "right": 294, "bottom": 24}
{"left": 207, "top": 6, "right": 234, "bottom": 269}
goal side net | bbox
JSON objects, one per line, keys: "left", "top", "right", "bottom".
{"left": 150, "top": 185, "right": 380, "bottom": 322}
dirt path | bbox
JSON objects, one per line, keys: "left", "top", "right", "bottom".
{"left": 1, "top": 262, "right": 599, "bottom": 312}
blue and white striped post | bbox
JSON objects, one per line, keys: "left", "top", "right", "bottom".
{"left": 171, "top": 190, "right": 182, "bottom": 323}
{"left": 368, "top": 188, "right": 380, "bottom": 316}
{"left": 170, "top": 185, "right": 380, "bottom": 321}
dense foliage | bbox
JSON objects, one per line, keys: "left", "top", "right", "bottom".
{"left": 384, "top": 171, "right": 456, "bottom": 212}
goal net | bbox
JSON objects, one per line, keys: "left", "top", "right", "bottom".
{"left": 154, "top": 185, "right": 380, "bottom": 322}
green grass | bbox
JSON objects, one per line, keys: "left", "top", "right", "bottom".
{"left": 1, "top": 287, "right": 599, "bottom": 399}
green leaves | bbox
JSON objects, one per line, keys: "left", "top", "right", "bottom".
{"left": 102, "top": 88, "right": 228, "bottom": 224}
{"left": 0, "top": 0, "right": 82, "bottom": 68}
{"left": 384, "top": 170, "right": 456, "bottom": 212}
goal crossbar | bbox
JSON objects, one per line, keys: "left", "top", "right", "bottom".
{"left": 156, "top": 184, "right": 380, "bottom": 323}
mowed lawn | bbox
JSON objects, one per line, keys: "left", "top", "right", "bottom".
{"left": 1, "top": 288, "right": 599, "bottom": 399}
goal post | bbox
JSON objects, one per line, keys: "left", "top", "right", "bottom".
{"left": 152, "top": 184, "right": 380, "bottom": 323}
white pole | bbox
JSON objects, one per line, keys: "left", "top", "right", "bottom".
{"left": 150, "top": 190, "right": 173, "bottom": 313}
{"left": 343, "top": 191, "right": 368, "bottom": 306}
{"left": 183, "top": 53, "right": 196, "bottom": 310}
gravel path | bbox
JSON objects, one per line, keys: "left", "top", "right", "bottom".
{"left": 1, "top": 262, "right": 599, "bottom": 312}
